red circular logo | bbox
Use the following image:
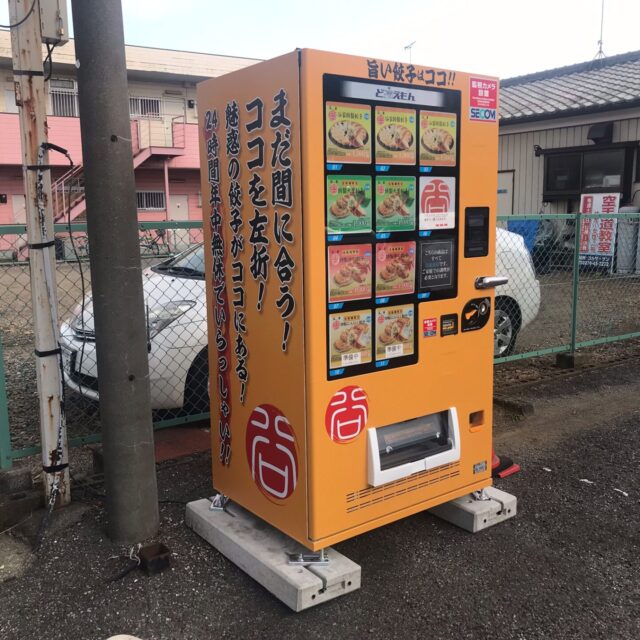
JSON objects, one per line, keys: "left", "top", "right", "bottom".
{"left": 246, "top": 404, "right": 298, "bottom": 501}
{"left": 325, "top": 386, "right": 369, "bottom": 444}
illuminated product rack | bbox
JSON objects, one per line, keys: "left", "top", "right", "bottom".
{"left": 323, "top": 74, "right": 461, "bottom": 379}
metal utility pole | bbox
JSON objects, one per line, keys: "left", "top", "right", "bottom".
{"left": 71, "top": 0, "right": 159, "bottom": 543}
{"left": 8, "top": 0, "right": 70, "bottom": 505}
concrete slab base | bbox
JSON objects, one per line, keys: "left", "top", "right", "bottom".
{"left": 185, "top": 498, "right": 361, "bottom": 612}
{"left": 429, "top": 486, "right": 517, "bottom": 533}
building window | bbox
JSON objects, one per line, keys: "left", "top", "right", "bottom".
{"left": 545, "top": 153, "right": 581, "bottom": 195}
{"left": 582, "top": 149, "right": 625, "bottom": 189}
{"left": 136, "top": 191, "right": 166, "bottom": 211}
{"left": 129, "top": 96, "right": 162, "bottom": 118}
{"left": 543, "top": 145, "right": 634, "bottom": 201}
{"left": 4, "top": 89, "right": 18, "bottom": 113}
{"left": 50, "top": 78, "right": 79, "bottom": 117}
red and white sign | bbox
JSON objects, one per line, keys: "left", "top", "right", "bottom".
{"left": 469, "top": 77, "right": 497, "bottom": 122}
{"left": 246, "top": 404, "right": 298, "bottom": 501}
{"left": 579, "top": 193, "right": 619, "bottom": 270}
{"left": 423, "top": 317, "right": 437, "bottom": 337}
{"left": 325, "top": 386, "right": 369, "bottom": 443}
{"left": 419, "top": 177, "right": 456, "bottom": 230}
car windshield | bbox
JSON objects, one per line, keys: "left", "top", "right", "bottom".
{"left": 152, "top": 243, "right": 205, "bottom": 278}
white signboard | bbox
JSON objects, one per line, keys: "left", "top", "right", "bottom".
{"left": 578, "top": 193, "right": 619, "bottom": 270}
{"left": 419, "top": 177, "right": 456, "bottom": 230}
{"left": 339, "top": 80, "right": 445, "bottom": 108}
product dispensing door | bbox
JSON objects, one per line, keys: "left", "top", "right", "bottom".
{"left": 198, "top": 49, "right": 500, "bottom": 550}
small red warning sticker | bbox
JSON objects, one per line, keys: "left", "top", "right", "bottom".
{"left": 423, "top": 317, "right": 438, "bottom": 337}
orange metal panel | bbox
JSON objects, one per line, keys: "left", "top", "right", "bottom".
{"left": 197, "top": 52, "right": 308, "bottom": 544}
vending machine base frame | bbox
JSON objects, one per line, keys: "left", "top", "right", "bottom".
{"left": 185, "top": 498, "right": 361, "bottom": 612}
{"left": 429, "top": 486, "right": 517, "bottom": 533}
{"left": 186, "top": 486, "right": 517, "bottom": 611}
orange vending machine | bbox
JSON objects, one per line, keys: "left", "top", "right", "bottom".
{"left": 198, "top": 50, "right": 500, "bottom": 551}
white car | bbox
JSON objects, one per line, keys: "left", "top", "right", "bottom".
{"left": 494, "top": 227, "right": 541, "bottom": 357}
{"left": 60, "top": 244, "right": 209, "bottom": 412}
{"left": 60, "top": 230, "right": 539, "bottom": 411}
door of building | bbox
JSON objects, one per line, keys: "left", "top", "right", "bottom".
{"left": 168, "top": 194, "right": 190, "bottom": 253}
{"left": 497, "top": 170, "right": 514, "bottom": 224}
{"left": 12, "top": 195, "right": 26, "bottom": 223}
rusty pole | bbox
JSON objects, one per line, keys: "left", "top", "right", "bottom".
{"left": 8, "top": 0, "right": 70, "bottom": 505}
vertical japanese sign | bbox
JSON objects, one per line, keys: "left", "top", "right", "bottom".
{"left": 579, "top": 193, "right": 619, "bottom": 270}
{"left": 199, "top": 53, "right": 304, "bottom": 480}
{"left": 203, "top": 108, "right": 232, "bottom": 465}
{"left": 270, "top": 90, "right": 296, "bottom": 351}
{"left": 226, "top": 101, "right": 249, "bottom": 407}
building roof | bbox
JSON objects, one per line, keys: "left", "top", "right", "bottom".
{"left": 0, "top": 29, "right": 259, "bottom": 82}
{"left": 500, "top": 49, "right": 640, "bottom": 124}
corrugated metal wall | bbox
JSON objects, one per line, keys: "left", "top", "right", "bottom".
{"left": 498, "top": 114, "right": 640, "bottom": 214}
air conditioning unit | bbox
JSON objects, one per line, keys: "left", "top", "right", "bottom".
{"left": 587, "top": 121, "right": 613, "bottom": 145}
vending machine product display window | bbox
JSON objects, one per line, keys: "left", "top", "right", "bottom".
{"left": 323, "top": 74, "right": 460, "bottom": 380}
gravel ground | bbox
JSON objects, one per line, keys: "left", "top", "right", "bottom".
{"left": 1, "top": 359, "right": 638, "bottom": 640}
{"left": 2, "top": 259, "right": 640, "bottom": 452}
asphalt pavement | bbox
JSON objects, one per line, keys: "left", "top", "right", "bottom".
{"left": 0, "top": 359, "right": 638, "bottom": 640}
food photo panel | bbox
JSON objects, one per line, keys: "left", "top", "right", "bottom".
{"left": 326, "top": 175, "right": 373, "bottom": 234}
{"left": 326, "top": 102, "right": 372, "bottom": 164}
{"left": 375, "top": 241, "right": 416, "bottom": 297}
{"left": 327, "top": 244, "right": 373, "bottom": 303}
{"left": 419, "top": 111, "right": 457, "bottom": 167}
{"left": 329, "top": 310, "right": 373, "bottom": 369}
{"left": 375, "top": 304, "right": 415, "bottom": 361}
{"left": 374, "top": 106, "right": 416, "bottom": 165}
{"left": 375, "top": 176, "right": 416, "bottom": 233}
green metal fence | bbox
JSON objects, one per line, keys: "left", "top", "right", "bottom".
{"left": 1, "top": 213, "right": 639, "bottom": 469}
{"left": 495, "top": 212, "right": 640, "bottom": 363}
{"left": 0, "top": 220, "right": 208, "bottom": 470}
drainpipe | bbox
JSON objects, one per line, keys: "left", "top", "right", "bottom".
{"left": 163, "top": 158, "right": 170, "bottom": 223}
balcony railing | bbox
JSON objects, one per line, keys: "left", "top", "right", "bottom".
{"left": 130, "top": 115, "right": 186, "bottom": 151}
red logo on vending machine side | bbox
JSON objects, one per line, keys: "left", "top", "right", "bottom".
{"left": 420, "top": 178, "right": 451, "bottom": 213}
{"left": 325, "top": 386, "right": 369, "bottom": 443}
{"left": 246, "top": 404, "right": 298, "bottom": 501}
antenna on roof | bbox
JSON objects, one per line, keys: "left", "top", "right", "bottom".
{"left": 404, "top": 41, "right": 416, "bottom": 64}
{"left": 594, "top": 0, "right": 606, "bottom": 59}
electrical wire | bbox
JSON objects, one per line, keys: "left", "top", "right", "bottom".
{"left": 106, "top": 544, "right": 141, "bottom": 583}
{"left": 43, "top": 42, "right": 56, "bottom": 82}
{"left": 0, "top": 0, "right": 37, "bottom": 29}
{"left": 33, "top": 142, "right": 76, "bottom": 553}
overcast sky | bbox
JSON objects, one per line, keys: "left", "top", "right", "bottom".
{"left": 2, "top": 0, "right": 640, "bottom": 78}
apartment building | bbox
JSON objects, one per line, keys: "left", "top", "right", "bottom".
{"left": 0, "top": 29, "right": 257, "bottom": 239}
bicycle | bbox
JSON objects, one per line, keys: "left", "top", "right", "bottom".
{"left": 139, "top": 227, "right": 170, "bottom": 257}
{"left": 75, "top": 233, "right": 90, "bottom": 260}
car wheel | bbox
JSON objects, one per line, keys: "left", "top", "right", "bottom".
{"left": 184, "top": 348, "right": 209, "bottom": 414}
{"left": 494, "top": 297, "right": 521, "bottom": 357}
